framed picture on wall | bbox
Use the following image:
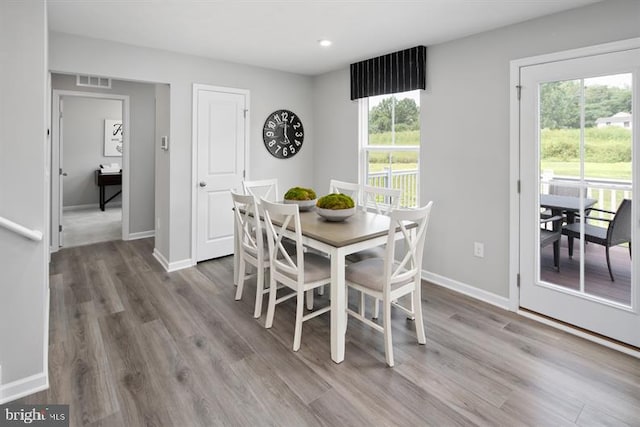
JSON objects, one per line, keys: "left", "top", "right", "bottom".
{"left": 104, "top": 119, "right": 123, "bottom": 156}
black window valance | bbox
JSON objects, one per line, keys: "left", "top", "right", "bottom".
{"left": 350, "top": 46, "right": 426, "bottom": 100}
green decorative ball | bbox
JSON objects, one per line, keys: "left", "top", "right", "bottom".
{"left": 316, "top": 193, "right": 355, "bottom": 210}
{"left": 284, "top": 187, "right": 317, "bottom": 201}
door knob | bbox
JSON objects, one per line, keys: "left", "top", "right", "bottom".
{"left": 199, "top": 181, "right": 207, "bottom": 187}
{"left": 62, "top": 173, "right": 68, "bottom": 176}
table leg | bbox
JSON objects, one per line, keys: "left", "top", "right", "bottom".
{"left": 330, "top": 248, "right": 346, "bottom": 363}
{"left": 566, "top": 212, "right": 575, "bottom": 258}
{"left": 100, "top": 185, "right": 105, "bottom": 211}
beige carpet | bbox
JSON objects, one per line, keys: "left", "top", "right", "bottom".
{"left": 62, "top": 206, "right": 121, "bottom": 247}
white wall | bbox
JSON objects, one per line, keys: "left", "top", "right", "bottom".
{"left": 52, "top": 74, "right": 157, "bottom": 234}
{"left": 49, "top": 33, "right": 314, "bottom": 265}
{"left": 313, "top": 0, "right": 640, "bottom": 300}
{"left": 155, "top": 84, "right": 171, "bottom": 258}
{"left": 0, "top": 0, "right": 48, "bottom": 401}
{"left": 313, "top": 68, "right": 359, "bottom": 193}
{"left": 60, "top": 96, "right": 122, "bottom": 207}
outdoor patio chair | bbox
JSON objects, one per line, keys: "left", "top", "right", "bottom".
{"left": 540, "top": 215, "right": 564, "bottom": 271}
{"left": 562, "top": 199, "right": 632, "bottom": 281}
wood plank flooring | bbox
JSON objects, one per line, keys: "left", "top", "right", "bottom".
{"left": 18, "top": 238, "right": 640, "bottom": 426}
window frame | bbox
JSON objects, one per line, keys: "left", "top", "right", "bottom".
{"left": 358, "top": 92, "right": 421, "bottom": 208}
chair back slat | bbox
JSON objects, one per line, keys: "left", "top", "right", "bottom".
{"left": 384, "top": 202, "right": 433, "bottom": 291}
{"left": 362, "top": 185, "right": 401, "bottom": 215}
{"left": 231, "top": 191, "right": 264, "bottom": 260}
{"left": 261, "top": 199, "right": 303, "bottom": 282}
{"left": 243, "top": 179, "right": 279, "bottom": 202}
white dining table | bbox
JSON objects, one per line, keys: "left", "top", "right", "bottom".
{"left": 234, "top": 207, "right": 398, "bottom": 363}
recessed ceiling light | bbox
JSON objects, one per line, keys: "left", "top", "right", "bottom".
{"left": 318, "top": 39, "right": 332, "bottom": 47}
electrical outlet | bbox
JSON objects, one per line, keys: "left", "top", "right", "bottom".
{"left": 474, "top": 242, "right": 484, "bottom": 258}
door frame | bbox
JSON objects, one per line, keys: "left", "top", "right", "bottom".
{"left": 51, "top": 89, "right": 131, "bottom": 252}
{"left": 509, "top": 37, "right": 640, "bottom": 354}
{"left": 191, "top": 84, "right": 250, "bottom": 265}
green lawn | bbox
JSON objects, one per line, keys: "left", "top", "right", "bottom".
{"left": 368, "top": 130, "right": 419, "bottom": 145}
{"left": 541, "top": 127, "right": 632, "bottom": 180}
{"left": 541, "top": 161, "right": 631, "bottom": 180}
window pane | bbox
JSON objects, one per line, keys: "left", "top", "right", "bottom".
{"left": 366, "top": 150, "right": 419, "bottom": 207}
{"left": 363, "top": 90, "right": 420, "bottom": 208}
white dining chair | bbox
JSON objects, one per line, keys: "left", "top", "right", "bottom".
{"left": 362, "top": 185, "right": 402, "bottom": 215}
{"left": 350, "top": 185, "right": 402, "bottom": 318}
{"left": 345, "top": 201, "right": 433, "bottom": 367}
{"left": 262, "top": 199, "right": 331, "bottom": 351}
{"left": 329, "top": 179, "right": 361, "bottom": 205}
{"left": 231, "top": 191, "right": 271, "bottom": 318}
{"left": 243, "top": 178, "right": 279, "bottom": 202}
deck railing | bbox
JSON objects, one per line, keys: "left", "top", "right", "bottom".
{"left": 367, "top": 169, "right": 419, "bottom": 207}
{"left": 541, "top": 175, "right": 632, "bottom": 222}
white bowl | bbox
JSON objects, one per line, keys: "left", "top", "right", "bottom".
{"left": 284, "top": 199, "right": 317, "bottom": 211}
{"left": 316, "top": 207, "right": 356, "bottom": 222}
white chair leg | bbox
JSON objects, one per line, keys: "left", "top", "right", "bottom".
{"left": 413, "top": 290, "right": 426, "bottom": 344}
{"left": 317, "top": 285, "right": 325, "bottom": 296}
{"left": 253, "top": 265, "right": 264, "bottom": 318}
{"left": 306, "top": 289, "right": 314, "bottom": 310}
{"left": 235, "top": 257, "right": 246, "bottom": 301}
{"left": 265, "top": 276, "right": 278, "bottom": 328}
{"left": 383, "top": 301, "right": 394, "bottom": 367}
{"left": 407, "top": 294, "right": 415, "bottom": 320}
{"left": 293, "top": 290, "right": 305, "bottom": 351}
{"left": 359, "top": 291, "right": 365, "bottom": 317}
{"left": 373, "top": 298, "right": 380, "bottom": 319}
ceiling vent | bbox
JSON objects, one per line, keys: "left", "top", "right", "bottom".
{"left": 76, "top": 74, "right": 112, "bottom": 89}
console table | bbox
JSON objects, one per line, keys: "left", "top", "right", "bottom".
{"left": 95, "top": 169, "right": 122, "bottom": 211}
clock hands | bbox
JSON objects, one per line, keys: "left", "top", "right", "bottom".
{"left": 283, "top": 121, "right": 290, "bottom": 144}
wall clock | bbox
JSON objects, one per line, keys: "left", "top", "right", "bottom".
{"left": 262, "top": 109, "right": 304, "bottom": 159}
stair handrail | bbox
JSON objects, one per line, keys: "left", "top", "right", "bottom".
{"left": 0, "top": 215, "right": 43, "bottom": 242}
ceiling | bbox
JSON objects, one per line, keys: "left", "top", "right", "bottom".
{"left": 48, "top": 0, "right": 602, "bottom": 76}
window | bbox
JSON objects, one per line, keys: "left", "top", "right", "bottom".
{"left": 359, "top": 90, "right": 420, "bottom": 208}
{"left": 76, "top": 74, "right": 112, "bottom": 89}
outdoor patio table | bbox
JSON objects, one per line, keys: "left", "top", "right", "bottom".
{"left": 540, "top": 194, "right": 597, "bottom": 257}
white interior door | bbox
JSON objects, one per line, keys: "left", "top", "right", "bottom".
{"left": 195, "top": 86, "right": 247, "bottom": 261}
{"left": 58, "top": 97, "right": 65, "bottom": 247}
{"left": 520, "top": 48, "right": 640, "bottom": 347}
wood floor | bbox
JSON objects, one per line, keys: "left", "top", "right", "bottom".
{"left": 62, "top": 206, "right": 121, "bottom": 248}
{"left": 19, "top": 238, "right": 640, "bottom": 426}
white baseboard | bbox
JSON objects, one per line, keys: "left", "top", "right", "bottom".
{"left": 0, "top": 372, "right": 48, "bottom": 405}
{"left": 422, "top": 270, "right": 510, "bottom": 310}
{"left": 153, "top": 249, "right": 170, "bottom": 270}
{"left": 63, "top": 202, "right": 121, "bottom": 211}
{"left": 127, "top": 230, "right": 155, "bottom": 240}
{"left": 63, "top": 203, "right": 99, "bottom": 211}
{"left": 153, "top": 249, "right": 194, "bottom": 273}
